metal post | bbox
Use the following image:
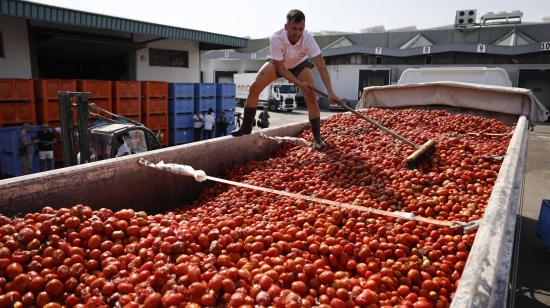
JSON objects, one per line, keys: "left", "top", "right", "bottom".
{"left": 58, "top": 92, "right": 75, "bottom": 167}
{"left": 77, "top": 93, "right": 91, "bottom": 164}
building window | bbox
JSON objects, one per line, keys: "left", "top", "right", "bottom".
{"left": 149, "top": 48, "right": 189, "bottom": 67}
{"left": 376, "top": 56, "right": 382, "bottom": 64}
{"left": 0, "top": 32, "right": 4, "bottom": 58}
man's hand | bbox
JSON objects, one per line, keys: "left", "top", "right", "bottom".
{"left": 327, "top": 91, "right": 341, "bottom": 106}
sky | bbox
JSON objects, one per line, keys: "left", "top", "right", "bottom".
{"left": 29, "top": 0, "right": 550, "bottom": 39}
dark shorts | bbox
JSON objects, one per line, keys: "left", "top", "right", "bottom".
{"left": 270, "top": 59, "right": 314, "bottom": 78}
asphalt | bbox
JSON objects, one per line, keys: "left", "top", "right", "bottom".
{"left": 513, "top": 123, "right": 550, "bottom": 307}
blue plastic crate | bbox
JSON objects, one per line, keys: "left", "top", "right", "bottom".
{"left": 0, "top": 125, "right": 41, "bottom": 155}
{"left": 169, "top": 113, "right": 194, "bottom": 129}
{"left": 216, "top": 83, "right": 236, "bottom": 98}
{"left": 0, "top": 152, "right": 40, "bottom": 177}
{"left": 537, "top": 199, "right": 550, "bottom": 247}
{"left": 168, "top": 83, "right": 194, "bottom": 98}
{"left": 194, "top": 83, "right": 216, "bottom": 98}
{"left": 216, "top": 97, "right": 236, "bottom": 112}
{"left": 168, "top": 98, "right": 194, "bottom": 114}
{"left": 194, "top": 97, "right": 216, "bottom": 112}
{"left": 169, "top": 128, "right": 194, "bottom": 145}
{"left": 223, "top": 110, "right": 235, "bottom": 124}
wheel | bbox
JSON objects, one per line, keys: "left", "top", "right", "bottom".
{"left": 269, "top": 102, "right": 277, "bottom": 112}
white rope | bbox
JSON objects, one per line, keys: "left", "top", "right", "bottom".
{"left": 259, "top": 132, "right": 310, "bottom": 147}
{"left": 139, "top": 158, "right": 479, "bottom": 232}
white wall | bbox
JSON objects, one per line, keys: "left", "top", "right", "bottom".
{"left": 201, "top": 58, "right": 265, "bottom": 83}
{"left": 136, "top": 39, "right": 200, "bottom": 83}
{"left": 0, "top": 16, "right": 32, "bottom": 78}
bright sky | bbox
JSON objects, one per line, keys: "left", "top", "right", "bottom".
{"left": 29, "top": 0, "right": 550, "bottom": 39}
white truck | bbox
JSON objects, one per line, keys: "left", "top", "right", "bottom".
{"left": 234, "top": 73, "right": 298, "bottom": 112}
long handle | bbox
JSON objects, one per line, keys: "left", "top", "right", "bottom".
{"left": 314, "top": 88, "right": 418, "bottom": 148}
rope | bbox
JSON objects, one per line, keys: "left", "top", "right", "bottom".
{"left": 139, "top": 158, "right": 478, "bottom": 231}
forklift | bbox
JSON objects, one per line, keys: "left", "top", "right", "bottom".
{"left": 58, "top": 92, "right": 161, "bottom": 166}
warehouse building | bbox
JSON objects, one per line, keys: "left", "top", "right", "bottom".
{"left": 201, "top": 10, "right": 550, "bottom": 108}
{"left": 0, "top": 0, "right": 247, "bottom": 82}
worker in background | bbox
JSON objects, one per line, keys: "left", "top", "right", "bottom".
{"left": 258, "top": 107, "right": 270, "bottom": 129}
{"left": 19, "top": 123, "right": 37, "bottom": 175}
{"left": 217, "top": 112, "right": 229, "bottom": 136}
{"left": 36, "top": 122, "right": 56, "bottom": 171}
{"left": 203, "top": 108, "right": 216, "bottom": 140}
{"left": 231, "top": 9, "right": 340, "bottom": 150}
{"left": 115, "top": 135, "right": 131, "bottom": 157}
{"left": 193, "top": 111, "right": 204, "bottom": 142}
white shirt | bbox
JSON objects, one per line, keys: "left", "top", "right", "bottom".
{"left": 203, "top": 114, "right": 215, "bottom": 130}
{"left": 270, "top": 29, "right": 321, "bottom": 69}
{"left": 116, "top": 143, "right": 131, "bottom": 157}
{"left": 193, "top": 114, "right": 203, "bottom": 128}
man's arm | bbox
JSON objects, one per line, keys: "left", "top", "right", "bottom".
{"left": 312, "top": 54, "right": 339, "bottom": 102}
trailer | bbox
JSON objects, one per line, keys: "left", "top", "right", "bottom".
{"left": 0, "top": 72, "right": 547, "bottom": 306}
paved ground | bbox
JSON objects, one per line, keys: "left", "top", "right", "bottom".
{"left": 513, "top": 123, "right": 550, "bottom": 307}
{"left": 234, "top": 106, "right": 343, "bottom": 132}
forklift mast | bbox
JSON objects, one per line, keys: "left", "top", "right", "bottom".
{"left": 58, "top": 92, "right": 92, "bottom": 167}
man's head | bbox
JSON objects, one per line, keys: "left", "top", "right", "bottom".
{"left": 285, "top": 9, "right": 305, "bottom": 44}
{"left": 41, "top": 122, "right": 49, "bottom": 132}
{"left": 22, "top": 123, "right": 31, "bottom": 132}
{"left": 208, "top": 108, "right": 213, "bottom": 115}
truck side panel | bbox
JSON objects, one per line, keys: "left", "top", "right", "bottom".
{"left": 0, "top": 123, "right": 307, "bottom": 216}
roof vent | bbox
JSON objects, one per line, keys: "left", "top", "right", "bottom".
{"left": 455, "top": 10, "right": 477, "bottom": 26}
{"left": 481, "top": 10, "right": 523, "bottom": 25}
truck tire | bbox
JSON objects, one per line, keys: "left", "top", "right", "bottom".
{"left": 269, "top": 101, "right": 277, "bottom": 112}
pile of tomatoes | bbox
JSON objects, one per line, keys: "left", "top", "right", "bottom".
{"left": 0, "top": 109, "right": 513, "bottom": 307}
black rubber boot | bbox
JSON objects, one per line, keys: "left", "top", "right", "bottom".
{"left": 231, "top": 107, "right": 257, "bottom": 137}
{"left": 310, "top": 117, "right": 326, "bottom": 150}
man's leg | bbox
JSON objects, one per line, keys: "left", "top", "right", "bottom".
{"left": 297, "top": 68, "right": 325, "bottom": 149}
{"left": 232, "top": 62, "right": 277, "bottom": 137}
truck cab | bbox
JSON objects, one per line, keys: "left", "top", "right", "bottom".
{"left": 89, "top": 123, "right": 161, "bottom": 161}
{"left": 269, "top": 81, "right": 298, "bottom": 111}
{"left": 234, "top": 73, "right": 298, "bottom": 112}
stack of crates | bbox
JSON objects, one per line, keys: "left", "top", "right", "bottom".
{"left": 113, "top": 81, "right": 142, "bottom": 123}
{"left": 215, "top": 83, "right": 236, "bottom": 137}
{"left": 142, "top": 81, "right": 169, "bottom": 146}
{"left": 194, "top": 83, "right": 216, "bottom": 139}
{"left": 34, "top": 79, "right": 77, "bottom": 163}
{"left": 0, "top": 79, "right": 36, "bottom": 127}
{"left": 77, "top": 80, "right": 113, "bottom": 118}
{"left": 168, "top": 83, "right": 194, "bottom": 146}
{"left": 0, "top": 125, "right": 41, "bottom": 176}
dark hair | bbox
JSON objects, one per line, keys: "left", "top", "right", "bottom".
{"left": 208, "top": 108, "right": 213, "bottom": 114}
{"left": 287, "top": 9, "right": 305, "bottom": 24}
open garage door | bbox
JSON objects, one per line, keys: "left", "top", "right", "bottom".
{"left": 519, "top": 69, "right": 550, "bottom": 111}
{"left": 358, "top": 69, "right": 391, "bottom": 99}
{"left": 31, "top": 27, "right": 145, "bottom": 80}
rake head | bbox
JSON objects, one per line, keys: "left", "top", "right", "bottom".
{"left": 404, "top": 139, "right": 436, "bottom": 169}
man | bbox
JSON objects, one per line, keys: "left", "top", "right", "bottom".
{"left": 193, "top": 111, "right": 204, "bottom": 142}
{"left": 19, "top": 123, "right": 37, "bottom": 175}
{"left": 217, "top": 113, "right": 229, "bottom": 136}
{"left": 231, "top": 9, "right": 340, "bottom": 149}
{"left": 115, "top": 135, "right": 131, "bottom": 157}
{"left": 258, "top": 107, "right": 270, "bottom": 129}
{"left": 203, "top": 108, "right": 216, "bottom": 140}
{"left": 36, "top": 122, "right": 56, "bottom": 171}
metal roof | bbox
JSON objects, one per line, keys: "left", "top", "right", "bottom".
{"left": 0, "top": 0, "right": 248, "bottom": 49}
{"left": 202, "top": 22, "right": 550, "bottom": 59}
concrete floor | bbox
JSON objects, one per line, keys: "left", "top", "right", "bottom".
{"left": 514, "top": 123, "right": 550, "bottom": 307}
